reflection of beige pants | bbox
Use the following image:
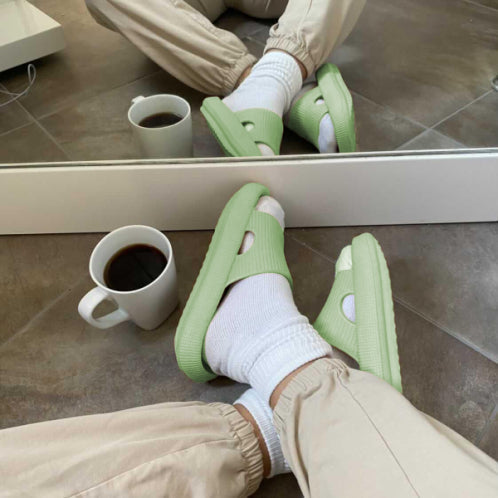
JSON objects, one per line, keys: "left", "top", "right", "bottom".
{"left": 2, "top": 359, "right": 497, "bottom": 497}
{"left": 84, "top": 0, "right": 366, "bottom": 95}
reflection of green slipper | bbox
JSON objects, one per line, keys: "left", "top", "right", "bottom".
{"left": 287, "top": 63, "right": 356, "bottom": 153}
{"left": 175, "top": 183, "right": 292, "bottom": 382}
{"left": 314, "top": 233, "right": 402, "bottom": 392}
{"left": 201, "top": 97, "right": 283, "bottom": 157}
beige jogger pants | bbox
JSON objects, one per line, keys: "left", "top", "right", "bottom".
{"left": 1, "top": 359, "right": 497, "bottom": 497}
{"left": 84, "top": 0, "right": 366, "bottom": 95}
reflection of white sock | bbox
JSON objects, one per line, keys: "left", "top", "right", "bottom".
{"left": 205, "top": 196, "right": 332, "bottom": 402}
{"left": 223, "top": 52, "right": 303, "bottom": 156}
{"left": 286, "top": 83, "right": 338, "bottom": 154}
{"left": 235, "top": 388, "right": 291, "bottom": 478}
{"left": 337, "top": 246, "right": 356, "bottom": 321}
{"left": 342, "top": 294, "right": 356, "bottom": 322}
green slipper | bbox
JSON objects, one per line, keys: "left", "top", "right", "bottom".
{"left": 314, "top": 233, "right": 402, "bottom": 392}
{"left": 201, "top": 97, "right": 284, "bottom": 157}
{"left": 175, "top": 182, "right": 292, "bottom": 382}
{"left": 287, "top": 63, "right": 356, "bottom": 153}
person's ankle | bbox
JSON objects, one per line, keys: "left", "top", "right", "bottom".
{"left": 235, "top": 64, "right": 253, "bottom": 89}
{"left": 269, "top": 357, "right": 325, "bottom": 410}
{"left": 234, "top": 403, "right": 272, "bottom": 477}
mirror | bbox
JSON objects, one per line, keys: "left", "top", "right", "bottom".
{"left": 1, "top": 0, "right": 497, "bottom": 164}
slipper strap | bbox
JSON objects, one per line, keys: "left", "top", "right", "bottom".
{"left": 287, "top": 86, "right": 329, "bottom": 150}
{"left": 227, "top": 210, "right": 292, "bottom": 287}
{"left": 316, "top": 63, "right": 356, "bottom": 153}
{"left": 235, "top": 108, "right": 284, "bottom": 156}
{"left": 314, "top": 269, "right": 358, "bottom": 360}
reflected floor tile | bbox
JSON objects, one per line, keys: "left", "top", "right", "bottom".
{"left": 0, "top": 124, "right": 68, "bottom": 164}
{"left": 398, "top": 129, "right": 465, "bottom": 150}
{"left": 330, "top": 0, "right": 498, "bottom": 126}
{"left": 288, "top": 223, "right": 498, "bottom": 362}
{"left": 0, "top": 90, "right": 32, "bottom": 135}
{"left": 216, "top": 9, "right": 269, "bottom": 39}
{"left": 435, "top": 91, "right": 498, "bottom": 148}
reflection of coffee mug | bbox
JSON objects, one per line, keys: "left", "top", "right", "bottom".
{"left": 128, "top": 94, "right": 193, "bottom": 159}
{"left": 78, "top": 225, "right": 178, "bottom": 330}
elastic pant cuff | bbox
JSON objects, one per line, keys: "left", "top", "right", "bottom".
{"left": 212, "top": 403, "right": 264, "bottom": 495}
{"left": 273, "top": 358, "right": 349, "bottom": 433}
{"left": 222, "top": 52, "right": 258, "bottom": 96}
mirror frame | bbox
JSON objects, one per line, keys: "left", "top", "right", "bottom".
{"left": 1, "top": 148, "right": 497, "bottom": 234}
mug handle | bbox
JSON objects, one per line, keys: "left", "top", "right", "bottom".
{"left": 131, "top": 95, "right": 145, "bottom": 105}
{"left": 78, "top": 287, "right": 130, "bottom": 329}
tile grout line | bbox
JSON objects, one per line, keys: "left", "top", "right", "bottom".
{"left": 0, "top": 121, "right": 34, "bottom": 139}
{"left": 349, "top": 91, "right": 429, "bottom": 131}
{"left": 462, "top": 0, "right": 498, "bottom": 13}
{"left": 32, "top": 119, "right": 72, "bottom": 159}
{"left": 24, "top": 69, "right": 164, "bottom": 123}
{"left": 0, "top": 275, "right": 88, "bottom": 351}
{"left": 428, "top": 90, "right": 493, "bottom": 130}
{"left": 287, "top": 232, "right": 498, "bottom": 364}
{"left": 13, "top": 98, "right": 71, "bottom": 158}
{"left": 392, "top": 295, "right": 498, "bottom": 364}
{"left": 476, "top": 403, "right": 498, "bottom": 447}
{"left": 396, "top": 129, "right": 465, "bottom": 150}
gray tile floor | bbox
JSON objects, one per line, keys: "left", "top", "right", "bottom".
{"left": 0, "top": 0, "right": 497, "bottom": 494}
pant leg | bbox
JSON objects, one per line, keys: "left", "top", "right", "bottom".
{"left": 264, "top": 0, "right": 367, "bottom": 77}
{"left": 0, "top": 401, "right": 263, "bottom": 497}
{"left": 84, "top": 0, "right": 257, "bottom": 95}
{"left": 274, "top": 358, "right": 498, "bottom": 498}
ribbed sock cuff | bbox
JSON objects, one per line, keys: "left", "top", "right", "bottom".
{"left": 248, "top": 318, "right": 333, "bottom": 403}
{"left": 235, "top": 389, "right": 291, "bottom": 477}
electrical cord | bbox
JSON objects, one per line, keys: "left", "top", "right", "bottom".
{"left": 0, "top": 64, "right": 36, "bottom": 108}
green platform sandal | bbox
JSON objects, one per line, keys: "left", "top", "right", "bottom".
{"left": 175, "top": 183, "right": 292, "bottom": 382}
{"left": 201, "top": 97, "right": 284, "bottom": 157}
{"left": 287, "top": 63, "right": 356, "bottom": 153}
{"left": 314, "top": 233, "right": 402, "bottom": 392}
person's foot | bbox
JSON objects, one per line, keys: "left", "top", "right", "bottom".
{"left": 204, "top": 196, "right": 332, "bottom": 401}
{"left": 284, "top": 82, "right": 339, "bottom": 154}
{"left": 222, "top": 52, "right": 303, "bottom": 156}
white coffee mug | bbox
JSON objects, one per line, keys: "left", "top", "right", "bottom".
{"left": 128, "top": 94, "right": 193, "bottom": 159}
{"left": 78, "top": 225, "right": 178, "bottom": 330}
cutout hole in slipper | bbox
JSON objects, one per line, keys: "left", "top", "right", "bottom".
{"left": 341, "top": 294, "right": 356, "bottom": 323}
{"left": 242, "top": 122, "right": 255, "bottom": 132}
{"left": 314, "top": 97, "right": 325, "bottom": 106}
{"left": 238, "top": 230, "right": 255, "bottom": 254}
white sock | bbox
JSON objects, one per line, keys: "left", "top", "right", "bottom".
{"left": 205, "top": 196, "right": 332, "bottom": 402}
{"left": 235, "top": 388, "right": 291, "bottom": 478}
{"left": 286, "top": 83, "right": 338, "bottom": 154}
{"left": 223, "top": 52, "right": 303, "bottom": 156}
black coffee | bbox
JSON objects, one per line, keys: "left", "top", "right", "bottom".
{"left": 104, "top": 244, "right": 167, "bottom": 292}
{"left": 139, "top": 112, "right": 182, "bottom": 128}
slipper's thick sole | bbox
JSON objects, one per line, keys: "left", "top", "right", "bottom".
{"left": 175, "top": 183, "right": 270, "bottom": 382}
{"left": 315, "top": 233, "right": 402, "bottom": 392}
{"left": 316, "top": 64, "right": 356, "bottom": 153}
{"left": 201, "top": 97, "right": 262, "bottom": 157}
{"left": 353, "top": 234, "right": 401, "bottom": 391}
